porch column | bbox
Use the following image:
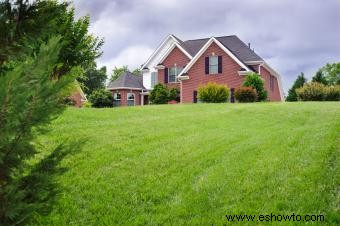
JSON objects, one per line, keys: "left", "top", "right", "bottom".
{"left": 141, "top": 93, "right": 144, "bottom": 106}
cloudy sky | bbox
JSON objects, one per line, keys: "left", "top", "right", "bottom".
{"left": 73, "top": 0, "right": 340, "bottom": 92}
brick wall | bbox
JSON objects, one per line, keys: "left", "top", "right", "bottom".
{"left": 110, "top": 89, "right": 141, "bottom": 106}
{"left": 158, "top": 46, "right": 190, "bottom": 90}
{"left": 181, "top": 42, "right": 244, "bottom": 103}
{"left": 259, "top": 67, "right": 281, "bottom": 101}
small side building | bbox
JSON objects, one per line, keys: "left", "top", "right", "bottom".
{"left": 107, "top": 71, "right": 148, "bottom": 106}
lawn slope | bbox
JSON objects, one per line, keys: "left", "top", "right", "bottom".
{"left": 31, "top": 102, "right": 339, "bottom": 225}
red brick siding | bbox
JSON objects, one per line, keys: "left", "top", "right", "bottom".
{"left": 182, "top": 42, "right": 244, "bottom": 103}
{"left": 70, "top": 91, "right": 84, "bottom": 108}
{"left": 110, "top": 89, "right": 141, "bottom": 106}
{"left": 158, "top": 46, "right": 190, "bottom": 90}
{"left": 260, "top": 67, "right": 281, "bottom": 101}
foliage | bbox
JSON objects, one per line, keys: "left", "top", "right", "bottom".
{"left": 168, "top": 88, "right": 180, "bottom": 102}
{"left": 235, "top": 86, "right": 257, "bottom": 102}
{"left": 79, "top": 66, "right": 107, "bottom": 95}
{"left": 110, "top": 66, "right": 141, "bottom": 81}
{"left": 63, "top": 97, "right": 76, "bottom": 106}
{"left": 312, "top": 70, "right": 328, "bottom": 85}
{"left": 0, "top": 37, "right": 77, "bottom": 225}
{"left": 286, "top": 72, "right": 307, "bottom": 101}
{"left": 88, "top": 89, "right": 113, "bottom": 108}
{"left": 296, "top": 82, "right": 340, "bottom": 101}
{"left": 0, "top": 0, "right": 103, "bottom": 78}
{"left": 198, "top": 82, "right": 229, "bottom": 103}
{"left": 320, "top": 62, "right": 340, "bottom": 85}
{"left": 111, "top": 66, "right": 128, "bottom": 81}
{"left": 29, "top": 103, "right": 339, "bottom": 224}
{"left": 243, "top": 72, "right": 267, "bottom": 101}
{"left": 296, "top": 82, "right": 325, "bottom": 101}
{"left": 323, "top": 85, "right": 340, "bottom": 101}
{"left": 149, "top": 83, "right": 169, "bottom": 104}
{"left": 132, "top": 68, "right": 141, "bottom": 76}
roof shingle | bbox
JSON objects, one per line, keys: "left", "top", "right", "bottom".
{"left": 107, "top": 71, "right": 145, "bottom": 90}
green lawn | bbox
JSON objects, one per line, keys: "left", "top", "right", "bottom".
{"left": 31, "top": 102, "right": 339, "bottom": 225}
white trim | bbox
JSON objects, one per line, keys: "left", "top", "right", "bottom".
{"left": 107, "top": 87, "right": 144, "bottom": 91}
{"left": 237, "top": 71, "right": 249, "bottom": 76}
{"left": 179, "top": 37, "right": 250, "bottom": 76}
{"left": 177, "top": 75, "right": 189, "bottom": 81}
{"left": 156, "top": 42, "right": 192, "bottom": 66}
{"left": 141, "top": 34, "right": 191, "bottom": 70}
{"left": 154, "top": 65, "right": 165, "bottom": 70}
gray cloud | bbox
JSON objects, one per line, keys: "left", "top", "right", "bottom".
{"left": 73, "top": 0, "right": 340, "bottom": 92}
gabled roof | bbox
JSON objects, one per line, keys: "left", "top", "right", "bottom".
{"left": 107, "top": 71, "right": 145, "bottom": 90}
{"left": 176, "top": 35, "right": 263, "bottom": 63}
{"left": 179, "top": 37, "right": 252, "bottom": 76}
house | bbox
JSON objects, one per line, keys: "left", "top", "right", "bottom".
{"left": 107, "top": 71, "right": 148, "bottom": 106}
{"left": 108, "top": 34, "right": 284, "bottom": 106}
{"left": 69, "top": 83, "right": 87, "bottom": 107}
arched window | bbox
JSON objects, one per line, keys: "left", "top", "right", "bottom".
{"left": 127, "top": 93, "right": 135, "bottom": 106}
{"left": 113, "top": 92, "right": 121, "bottom": 107}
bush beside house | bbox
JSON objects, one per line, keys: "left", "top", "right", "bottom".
{"left": 243, "top": 73, "right": 268, "bottom": 101}
{"left": 88, "top": 89, "right": 114, "bottom": 108}
{"left": 198, "top": 82, "right": 229, "bottom": 103}
{"left": 235, "top": 87, "right": 258, "bottom": 103}
{"left": 149, "top": 84, "right": 180, "bottom": 104}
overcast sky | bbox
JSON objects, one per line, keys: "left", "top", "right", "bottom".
{"left": 73, "top": 0, "right": 340, "bottom": 92}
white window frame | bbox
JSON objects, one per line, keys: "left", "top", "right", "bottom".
{"left": 168, "top": 66, "right": 183, "bottom": 83}
{"left": 209, "top": 56, "right": 218, "bottom": 74}
{"left": 113, "top": 92, "right": 121, "bottom": 106}
{"left": 151, "top": 72, "right": 158, "bottom": 88}
{"left": 127, "top": 93, "right": 135, "bottom": 106}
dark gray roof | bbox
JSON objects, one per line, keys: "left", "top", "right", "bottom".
{"left": 174, "top": 35, "right": 263, "bottom": 63}
{"left": 216, "top": 36, "right": 263, "bottom": 62}
{"left": 107, "top": 71, "right": 145, "bottom": 90}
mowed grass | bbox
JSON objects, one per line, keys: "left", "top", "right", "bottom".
{"left": 31, "top": 102, "right": 339, "bottom": 225}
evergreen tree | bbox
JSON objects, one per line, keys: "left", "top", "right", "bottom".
{"left": 0, "top": 37, "right": 77, "bottom": 225}
{"left": 286, "top": 72, "right": 307, "bottom": 101}
{"left": 312, "top": 70, "right": 328, "bottom": 85}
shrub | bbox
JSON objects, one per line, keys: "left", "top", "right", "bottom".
{"left": 324, "top": 85, "right": 340, "bottom": 101}
{"left": 235, "top": 87, "right": 258, "bottom": 102}
{"left": 63, "top": 97, "right": 76, "bottom": 106}
{"left": 243, "top": 73, "right": 267, "bottom": 101}
{"left": 168, "top": 88, "right": 180, "bottom": 102}
{"left": 149, "top": 83, "right": 169, "bottom": 104}
{"left": 198, "top": 82, "right": 229, "bottom": 103}
{"left": 88, "top": 89, "right": 113, "bottom": 107}
{"left": 296, "top": 82, "right": 325, "bottom": 101}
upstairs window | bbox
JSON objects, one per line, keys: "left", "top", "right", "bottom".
{"left": 209, "top": 56, "right": 218, "bottom": 74}
{"left": 151, "top": 72, "right": 158, "bottom": 88}
{"left": 205, "top": 55, "right": 222, "bottom": 74}
{"left": 168, "top": 66, "right": 183, "bottom": 83}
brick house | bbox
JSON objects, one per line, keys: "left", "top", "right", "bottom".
{"left": 107, "top": 71, "right": 148, "bottom": 106}
{"left": 109, "top": 34, "right": 283, "bottom": 106}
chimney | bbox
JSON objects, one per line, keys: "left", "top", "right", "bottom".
{"left": 248, "top": 43, "right": 251, "bottom": 48}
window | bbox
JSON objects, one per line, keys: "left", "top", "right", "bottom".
{"left": 127, "top": 93, "right": 135, "bottom": 106}
{"left": 113, "top": 92, "right": 121, "bottom": 107}
{"left": 209, "top": 56, "right": 218, "bottom": 74}
{"left": 151, "top": 72, "right": 158, "bottom": 88}
{"left": 270, "top": 75, "right": 275, "bottom": 91}
{"left": 168, "top": 66, "right": 183, "bottom": 83}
